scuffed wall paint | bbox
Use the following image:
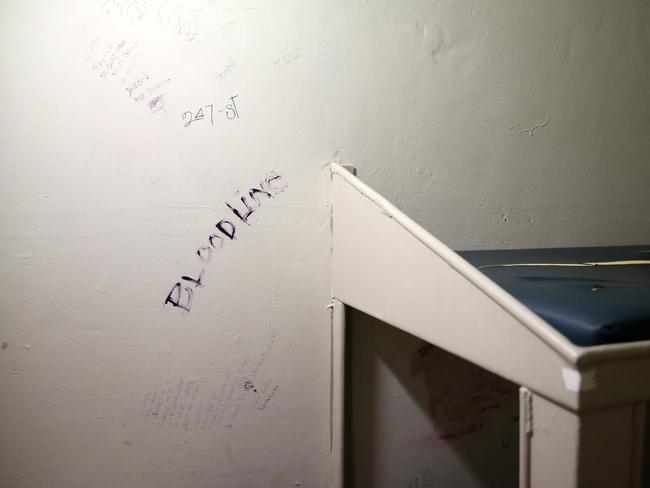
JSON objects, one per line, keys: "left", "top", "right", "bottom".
{"left": 0, "top": 0, "right": 648, "bottom": 487}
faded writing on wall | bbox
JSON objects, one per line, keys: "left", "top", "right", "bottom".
{"left": 140, "top": 327, "right": 280, "bottom": 430}
{"left": 84, "top": 37, "right": 171, "bottom": 113}
{"left": 411, "top": 343, "right": 517, "bottom": 443}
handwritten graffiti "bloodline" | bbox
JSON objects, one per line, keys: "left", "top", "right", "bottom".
{"left": 164, "top": 171, "right": 287, "bottom": 313}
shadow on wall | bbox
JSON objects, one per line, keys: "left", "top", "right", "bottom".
{"left": 345, "top": 308, "right": 519, "bottom": 488}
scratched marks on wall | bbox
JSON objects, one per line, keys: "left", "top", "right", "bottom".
{"left": 411, "top": 343, "right": 517, "bottom": 445}
{"left": 100, "top": 0, "right": 148, "bottom": 25}
{"left": 215, "top": 58, "right": 237, "bottom": 81}
{"left": 406, "top": 469, "right": 435, "bottom": 488}
{"left": 99, "top": 0, "right": 250, "bottom": 42}
{"left": 140, "top": 327, "right": 280, "bottom": 431}
{"left": 273, "top": 48, "right": 302, "bottom": 69}
{"left": 164, "top": 171, "right": 287, "bottom": 313}
{"left": 140, "top": 377, "right": 203, "bottom": 430}
{"left": 84, "top": 37, "right": 172, "bottom": 113}
{"left": 156, "top": 0, "right": 249, "bottom": 41}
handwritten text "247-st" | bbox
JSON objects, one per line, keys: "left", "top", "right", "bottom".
{"left": 181, "top": 95, "right": 239, "bottom": 128}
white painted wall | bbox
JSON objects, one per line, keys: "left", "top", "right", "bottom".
{"left": 1, "top": 0, "right": 648, "bottom": 487}
{"left": 346, "top": 0, "right": 650, "bottom": 250}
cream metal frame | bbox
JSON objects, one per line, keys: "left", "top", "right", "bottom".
{"left": 329, "top": 163, "right": 650, "bottom": 488}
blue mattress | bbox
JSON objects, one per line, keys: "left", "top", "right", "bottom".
{"left": 460, "top": 246, "right": 650, "bottom": 347}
